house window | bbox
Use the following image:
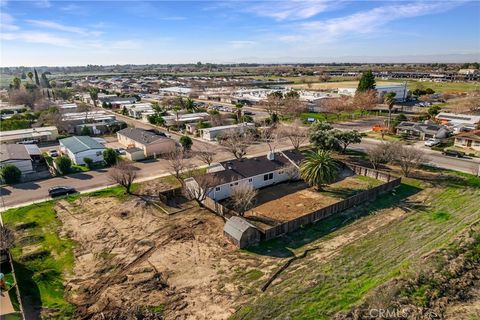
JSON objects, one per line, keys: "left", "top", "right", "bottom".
{"left": 263, "top": 173, "right": 273, "bottom": 181}
{"left": 248, "top": 178, "right": 252, "bottom": 182}
{"left": 215, "top": 187, "right": 221, "bottom": 191}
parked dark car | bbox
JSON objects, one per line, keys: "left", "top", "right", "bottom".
{"left": 442, "top": 150, "right": 465, "bottom": 158}
{"left": 48, "top": 149, "right": 59, "bottom": 157}
{"left": 48, "top": 186, "right": 77, "bottom": 197}
{"left": 243, "top": 111, "right": 254, "bottom": 115}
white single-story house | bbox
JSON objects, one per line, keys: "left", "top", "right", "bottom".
{"left": 435, "top": 112, "right": 480, "bottom": 130}
{"left": 0, "top": 144, "right": 41, "bottom": 173}
{"left": 185, "top": 150, "right": 304, "bottom": 201}
{"left": 200, "top": 123, "right": 255, "bottom": 141}
{"left": 122, "top": 103, "right": 153, "bottom": 119}
{"left": 454, "top": 130, "right": 480, "bottom": 152}
{"left": 59, "top": 103, "right": 78, "bottom": 112}
{"left": 59, "top": 136, "right": 106, "bottom": 165}
{"left": 0, "top": 126, "right": 59, "bottom": 144}
{"left": 162, "top": 112, "right": 209, "bottom": 127}
{"left": 159, "top": 86, "right": 192, "bottom": 96}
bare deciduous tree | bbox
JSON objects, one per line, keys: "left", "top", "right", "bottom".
{"left": 368, "top": 142, "right": 398, "bottom": 169}
{"left": 218, "top": 131, "right": 252, "bottom": 160}
{"left": 109, "top": 161, "right": 138, "bottom": 194}
{"left": 183, "top": 174, "right": 220, "bottom": 206}
{"left": 195, "top": 150, "right": 215, "bottom": 166}
{"left": 259, "top": 124, "right": 279, "bottom": 154}
{"left": 166, "top": 148, "right": 188, "bottom": 184}
{"left": 352, "top": 90, "right": 378, "bottom": 113}
{"left": 394, "top": 144, "right": 428, "bottom": 177}
{"left": 0, "top": 225, "right": 15, "bottom": 251}
{"left": 279, "top": 120, "right": 308, "bottom": 150}
{"left": 230, "top": 182, "right": 258, "bottom": 216}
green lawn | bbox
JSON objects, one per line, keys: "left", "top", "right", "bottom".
{"left": 2, "top": 201, "right": 76, "bottom": 317}
{"left": 364, "top": 131, "right": 402, "bottom": 142}
{"left": 300, "top": 111, "right": 379, "bottom": 123}
{"left": 233, "top": 171, "right": 480, "bottom": 319}
{"left": 1, "top": 184, "right": 141, "bottom": 317}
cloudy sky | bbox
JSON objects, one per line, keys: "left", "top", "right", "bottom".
{"left": 1, "top": 0, "right": 479, "bottom": 66}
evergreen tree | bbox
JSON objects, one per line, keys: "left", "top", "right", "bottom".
{"left": 357, "top": 70, "right": 376, "bottom": 92}
{"left": 34, "top": 68, "right": 40, "bottom": 86}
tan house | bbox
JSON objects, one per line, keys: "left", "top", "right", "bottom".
{"left": 117, "top": 127, "right": 177, "bottom": 161}
{"left": 454, "top": 130, "right": 480, "bottom": 154}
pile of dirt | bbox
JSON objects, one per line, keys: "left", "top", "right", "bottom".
{"left": 55, "top": 196, "right": 274, "bottom": 319}
{"left": 334, "top": 224, "right": 480, "bottom": 320}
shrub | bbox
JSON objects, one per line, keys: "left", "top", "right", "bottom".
{"left": 103, "top": 148, "right": 118, "bottom": 166}
{"left": 54, "top": 156, "right": 72, "bottom": 175}
{"left": 179, "top": 135, "right": 193, "bottom": 152}
{"left": 83, "top": 157, "right": 93, "bottom": 169}
{"left": 0, "top": 164, "right": 22, "bottom": 184}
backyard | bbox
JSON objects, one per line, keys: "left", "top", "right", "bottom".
{"left": 244, "top": 175, "right": 383, "bottom": 228}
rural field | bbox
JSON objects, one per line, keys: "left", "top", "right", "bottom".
{"left": 2, "top": 163, "right": 480, "bottom": 319}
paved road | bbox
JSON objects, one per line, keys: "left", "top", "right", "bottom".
{"left": 2, "top": 115, "right": 479, "bottom": 210}
{"left": 353, "top": 138, "right": 480, "bottom": 175}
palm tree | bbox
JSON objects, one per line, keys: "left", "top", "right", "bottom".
{"left": 89, "top": 88, "right": 99, "bottom": 107}
{"left": 27, "top": 71, "right": 34, "bottom": 82}
{"left": 384, "top": 92, "right": 396, "bottom": 130}
{"left": 235, "top": 103, "right": 244, "bottom": 123}
{"left": 300, "top": 150, "right": 339, "bottom": 191}
{"left": 172, "top": 106, "right": 181, "bottom": 129}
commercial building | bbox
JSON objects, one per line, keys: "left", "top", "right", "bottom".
{"left": 0, "top": 127, "right": 59, "bottom": 144}
{"left": 59, "top": 136, "right": 106, "bottom": 165}
{"left": 117, "top": 127, "right": 177, "bottom": 161}
{"left": 338, "top": 84, "right": 408, "bottom": 101}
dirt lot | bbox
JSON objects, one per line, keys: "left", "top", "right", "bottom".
{"left": 244, "top": 176, "right": 382, "bottom": 227}
{"left": 56, "top": 196, "right": 279, "bottom": 320}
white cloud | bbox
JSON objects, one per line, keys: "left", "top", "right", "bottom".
{"left": 27, "top": 19, "right": 103, "bottom": 37}
{"left": 246, "top": 0, "right": 339, "bottom": 21}
{"left": 228, "top": 40, "right": 256, "bottom": 49}
{"left": 276, "top": 1, "right": 466, "bottom": 44}
{"left": 1, "top": 12, "right": 19, "bottom": 31}
{"left": 32, "top": 0, "right": 51, "bottom": 8}
{"left": 1, "top": 31, "right": 73, "bottom": 47}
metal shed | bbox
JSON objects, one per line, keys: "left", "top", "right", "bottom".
{"left": 223, "top": 216, "right": 261, "bottom": 248}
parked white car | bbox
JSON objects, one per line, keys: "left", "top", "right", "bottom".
{"left": 424, "top": 138, "right": 441, "bottom": 147}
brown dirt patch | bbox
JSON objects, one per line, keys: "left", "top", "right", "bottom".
{"left": 244, "top": 176, "right": 380, "bottom": 226}
{"left": 56, "top": 196, "right": 277, "bottom": 320}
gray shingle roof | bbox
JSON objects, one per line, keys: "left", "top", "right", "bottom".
{"left": 0, "top": 144, "right": 31, "bottom": 161}
{"left": 60, "top": 136, "right": 105, "bottom": 154}
{"left": 118, "top": 127, "right": 167, "bottom": 145}
{"left": 197, "top": 150, "right": 304, "bottom": 185}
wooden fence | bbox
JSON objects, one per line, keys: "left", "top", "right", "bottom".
{"left": 203, "top": 197, "right": 236, "bottom": 217}
{"left": 261, "top": 166, "right": 401, "bottom": 241}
